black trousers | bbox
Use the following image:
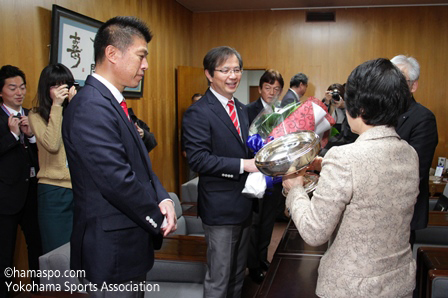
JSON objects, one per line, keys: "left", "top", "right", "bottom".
{"left": 0, "top": 179, "right": 42, "bottom": 297}
{"left": 247, "top": 184, "right": 284, "bottom": 270}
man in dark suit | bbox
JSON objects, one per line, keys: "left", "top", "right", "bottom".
{"left": 182, "top": 46, "right": 258, "bottom": 297}
{"left": 0, "top": 65, "right": 42, "bottom": 296}
{"left": 62, "top": 17, "right": 176, "bottom": 296}
{"left": 280, "top": 72, "right": 308, "bottom": 107}
{"left": 245, "top": 69, "right": 285, "bottom": 283}
{"left": 391, "top": 55, "right": 438, "bottom": 245}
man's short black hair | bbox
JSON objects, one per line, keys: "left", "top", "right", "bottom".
{"left": 289, "top": 73, "right": 308, "bottom": 88}
{"left": 94, "top": 16, "right": 152, "bottom": 64}
{"left": 345, "top": 58, "right": 411, "bottom": 127}
{"left": 203, "top": 46, "right": 243, "bottom": 83}
{"left": 0, "top": 65, "right": 26, "bottom": 92}
{"left": 259, "top": 69, "right": 284, "bottom": 89}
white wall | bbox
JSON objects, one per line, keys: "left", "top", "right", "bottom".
{"left": 234, "top": 70, "right": 265, "bottom": 104}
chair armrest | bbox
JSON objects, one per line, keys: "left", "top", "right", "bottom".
{"left": 184, "top": 215, "right": 204, "bottom": 236}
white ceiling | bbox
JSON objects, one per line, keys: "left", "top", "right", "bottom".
{"left": 176, "top": 0, "right": 448, "bottom": 12}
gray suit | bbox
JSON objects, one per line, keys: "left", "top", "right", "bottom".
{"left": 280, "top": 88, "right": 299, "bottom": 107}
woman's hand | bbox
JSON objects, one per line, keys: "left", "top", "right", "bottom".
{"left": 282, "top": 168, "right": 306, "bottom": 194}
{"left": 50, "top": 85, "right": 69, "bottom": 106}
{"left": 333, "top": 97, "right": 345, "bottom": 109}
{"left": 308, "top": 156, "right": 323, "bottom": 172}
{"left": 68, "top": 85, "right": 77, "bottom": 102}
{"left": 324, "top": 91, "right": 332, "bottom": 105}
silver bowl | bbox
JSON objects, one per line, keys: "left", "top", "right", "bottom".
{"left": 255, "top": 131, "right": 321, "bottom": 177}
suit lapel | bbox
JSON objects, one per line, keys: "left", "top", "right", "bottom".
{"left": 207, "top": 90, "right": 245, "bottom": 147}
{"left": 86, "top": 76, "right": 152, "bottom": 176}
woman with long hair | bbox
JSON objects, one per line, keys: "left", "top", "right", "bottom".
{"left": 29, "top": 63, "right": 77, "bottom": 253}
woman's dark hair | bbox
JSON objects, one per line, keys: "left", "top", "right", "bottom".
{"left": 327, "top": 83, "right": 345, "bottom": 100}
{"left": 33, "top": 63, "right": 74, "bottom": 123}
{"left": 345, "top": 58, "right": 411, "bottom": 127}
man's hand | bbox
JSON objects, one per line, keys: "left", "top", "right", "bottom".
{"left": 244, "top": 158, "right": 259, "bottom": 173}
{"left": 135, "top": 124, "right": 144, "bottom": 138}
{"left": 19, "top": 115, "right": 33, "bottom": 137}
{"left": 158, "top": 200, "right": 177, "bottom": 236}
{"left": 8, "top": 114, "right": 20, "bottom": 136}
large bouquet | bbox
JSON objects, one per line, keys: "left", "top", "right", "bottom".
{"left": 243, "top": 96, "right": 335, "bottom": 198}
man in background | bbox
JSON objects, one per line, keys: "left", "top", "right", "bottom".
{"left": 391, "top": 55, "right": 438, "bottom": 246}
{"left": 281, "top": 72, "right": 308, "bottom": 107}
{"left": 62, "top": 16, "right": 176, "bottom": 296}
{"left": 182, "top": 46, "right": 258, "bottom": 297}
{"left": 0, "top": 65, "right": 42, "bottom": 296}
{"left": 246, "top": 69, "right": 285, "bottom": 283}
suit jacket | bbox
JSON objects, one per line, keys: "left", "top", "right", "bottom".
{"left": 280, "top": 89, "right": 299, "bottom": 107}
{"left": 62, "top": 75, "right": 168, "bottom": 284}
{"left": 396, "top": 97, "right": 438, "bottom": 230}
{"left": 0, "top": 107, "right": 39, "bottom": 214}
{"left": 286, "top": 126, "right": 419, "bottom": 297}
{"left": 182, "top": 89, "right": 252, "bottom": 225}
{"left": 128, "top": 108, "right": 158, "bottom": 153}
{"left": 246, "top": 97, "right": 265, "bottom": 124}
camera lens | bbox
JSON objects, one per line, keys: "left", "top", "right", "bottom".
{"left": 331, "top": 91, "right": 340, "bottom": 101}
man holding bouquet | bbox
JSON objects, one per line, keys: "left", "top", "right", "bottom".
{"left": 182, "top": 46, "right": 258, "bottom": 297}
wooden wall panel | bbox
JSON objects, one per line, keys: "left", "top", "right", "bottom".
{"left": 0, "top": 0, "right": 192, "bottom": 192}
{"left": 192, "top": 6, "right": 448, "bottom": 167}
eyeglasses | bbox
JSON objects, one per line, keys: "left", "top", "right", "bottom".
{"left": 214, "top": 68, "right": 243, "bottom": 75}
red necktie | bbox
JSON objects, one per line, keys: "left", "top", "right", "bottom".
{"left": 227, "top": 99, "right": 241, "bottom": 136}
{"left": 120, "top": 100, "right": 130, "bottom": 120}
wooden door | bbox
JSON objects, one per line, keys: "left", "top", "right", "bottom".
{"left": 176, "top": 66, "right": 209, "bottom": 193}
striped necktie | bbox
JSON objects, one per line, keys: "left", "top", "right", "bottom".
{"left": 227, "top": 99, "right": 241, "bottom": 136}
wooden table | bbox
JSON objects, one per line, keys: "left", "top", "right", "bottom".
{"left": 417, "top": 247, "right": 448, "bottom": 298}
{"left": 429, "top": 180, "right": 447, "bottom": 196}
{"left": 428, "top": 211, "right": 448, "bottom": 227}
{"left": 155, "top": 234, "right": 207, "bottom": 263}
{"left": 256, "top": 221, "right": 329, "bottom": 297}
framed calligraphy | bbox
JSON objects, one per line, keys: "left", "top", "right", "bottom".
{"left": 50, "top": 5, "right": 143, "bottom": 98}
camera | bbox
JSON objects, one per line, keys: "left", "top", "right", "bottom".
{"left": 331, "top": 89, "right": 341, "bottom": 101}
{"left": 67, "top": 82, "right": 80, "bottom": 90}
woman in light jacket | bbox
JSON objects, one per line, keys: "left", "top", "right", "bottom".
{"left": 29, "top": 63, "right": 76, "bottom": 253}
{"left": 283, "top": 58, "right": 419, "bottom": 298}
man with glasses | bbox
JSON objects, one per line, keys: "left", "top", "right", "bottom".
{"left": 281, "top": 72, "right": 308, "bottom": 107}
{"left": 391, "top": 55, "right": 438, "bottom": 247}
{"left": 246, "top": 69, "right": 285, "bottom": 283}
{"left": 182, "top": 46, "right": 258, "bottom": 297}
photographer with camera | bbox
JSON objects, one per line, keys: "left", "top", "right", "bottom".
{"left": 321, "top": 83, "right": 358, "bottom": 155}
{"left": 29, "top": 63, "right": 77, "bottom": 254}
{"left": 323, "top": 83, "right": 345, "bottom": 132}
